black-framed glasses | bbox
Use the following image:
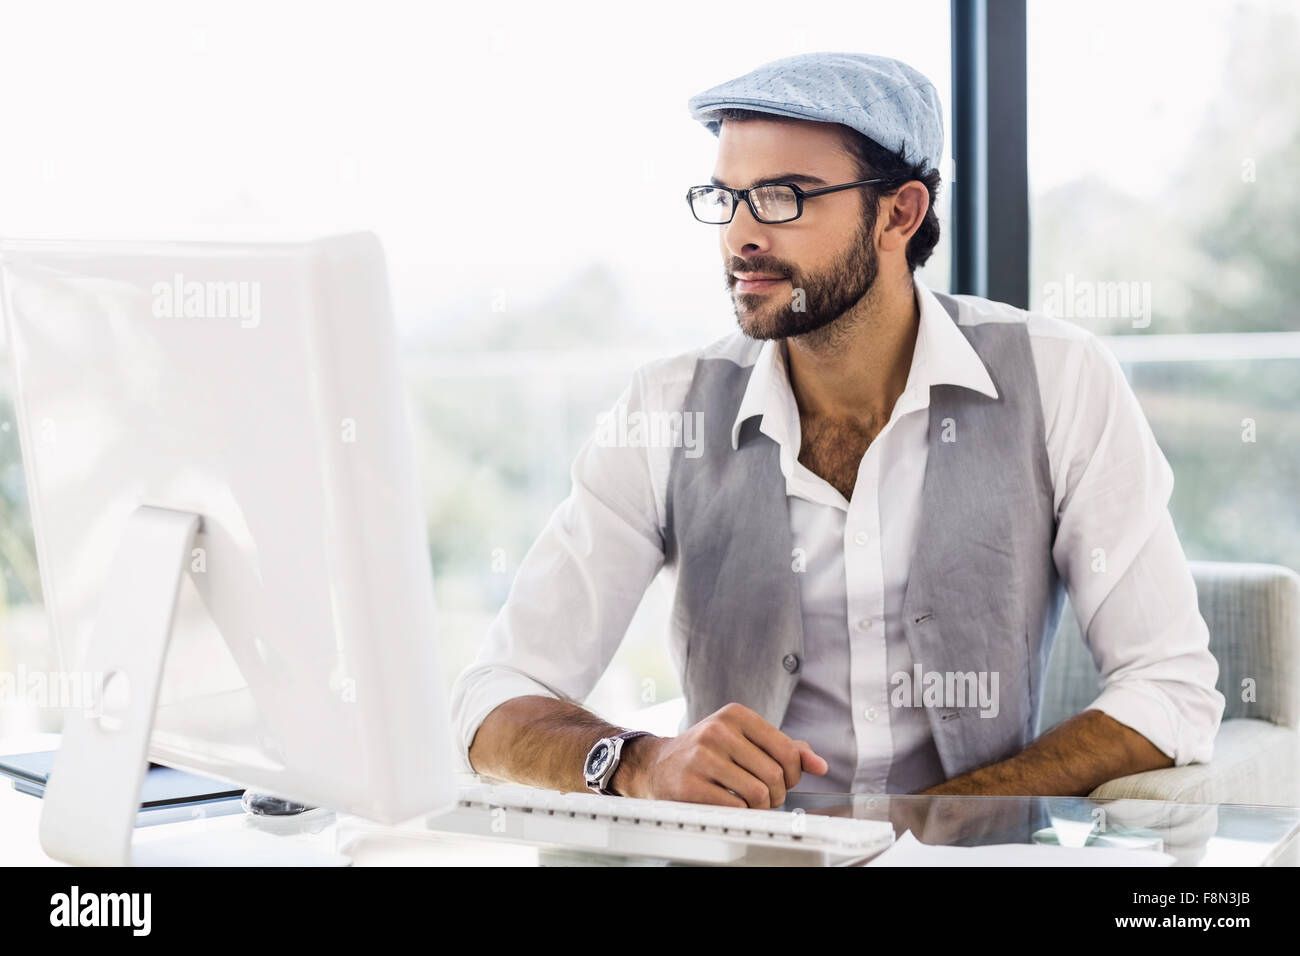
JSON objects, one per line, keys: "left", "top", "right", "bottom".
{"left": 685, "top": 178, "right": 886, "bottom": 224}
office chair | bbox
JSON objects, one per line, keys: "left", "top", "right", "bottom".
{"left": 1041, "top": 561, "right": 1300, "bottom": 806}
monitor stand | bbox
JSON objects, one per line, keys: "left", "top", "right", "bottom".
{"left": 37, "top": 505, "right": 347, "bottom": 867}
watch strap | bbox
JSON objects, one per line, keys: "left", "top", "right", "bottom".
{"left": 611, "top": 729, "right": 651, "bottom": 745}
{"left": 590, "top": 730, "right": 651, "bottom": 795}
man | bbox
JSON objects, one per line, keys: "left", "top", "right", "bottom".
{"left": 450, "top": 52, "right": 1225, "bottom": 807}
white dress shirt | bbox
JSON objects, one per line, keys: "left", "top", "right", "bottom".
{"left": 449, "top": 277, "right": 1226, "bottom": 792}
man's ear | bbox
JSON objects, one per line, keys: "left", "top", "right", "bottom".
{"left": 878, "top": 180, "right": 930, "bottom": 256}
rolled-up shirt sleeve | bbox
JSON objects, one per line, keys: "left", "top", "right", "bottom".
{"left": 1047, "top": 333, "right": 1226, "bottom": 765}
{"left": 448, "top": 367, "right": 668, "bottom": 771}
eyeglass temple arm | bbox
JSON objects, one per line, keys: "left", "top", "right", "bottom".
{"left": 797, "top": 178, "right": 886, "bottom": 198}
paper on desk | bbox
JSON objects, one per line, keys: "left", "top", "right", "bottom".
{"left": 867, "top": 830, "right": 1175, "bottom": 866}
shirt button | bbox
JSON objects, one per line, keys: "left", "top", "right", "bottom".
{"left": 857, "top": 618, "right": 873, "bottom": 631}
{"left": 864, "top": 707, "right": 878, "bottom": 721}
{"left": 853, "top": 531, "right": 869, "bottom": 546}
{"left": 782, "top": 653, "right": 800, "bottom": 674}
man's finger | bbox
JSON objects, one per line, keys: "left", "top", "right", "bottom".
{"left": 724, "top": 731, "right": 791, "bottom": 806}
{"left": 700, "top": 751, "right": 776, "bottom": 809}
{"left": 727, "top": 708, "right": 803, "bottom": 788}
{"left": 707, "top": 785, "right": 750, "bottom": 809}
{"left": 793, "top": 739, "right": 829, "bottom": 776}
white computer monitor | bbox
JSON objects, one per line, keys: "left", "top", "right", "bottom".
{"left": 0, "top": 232, "right": 456, "bottom": 865}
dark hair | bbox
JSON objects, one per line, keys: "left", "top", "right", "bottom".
{"left": 713, "top": 109, "right": 942, "bottom": 271}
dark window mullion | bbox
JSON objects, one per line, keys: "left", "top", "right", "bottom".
{"left": 951, "top": 0, "right": 1029, "bottom": 308}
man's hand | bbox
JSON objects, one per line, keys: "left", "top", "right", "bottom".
{"left": 612, "top": 702, "right": 828, "bottom": 807}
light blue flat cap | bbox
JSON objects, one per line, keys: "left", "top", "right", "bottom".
{"left": 687, "top": 52, "right": 943, "bottom": 171}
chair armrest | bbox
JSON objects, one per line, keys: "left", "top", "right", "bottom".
{"left": 1088, "top": 718, "right": 1300, "bottom": 806}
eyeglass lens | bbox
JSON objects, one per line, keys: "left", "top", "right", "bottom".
{"left": 690, "top": 185, "right": 799, "bottom": 223}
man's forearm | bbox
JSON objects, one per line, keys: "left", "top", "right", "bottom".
{"left": 466, "top": 695, "right": 629, "bottom": 793}
{"left": 921, "top": 708, "right": 1174, "bottom": 796}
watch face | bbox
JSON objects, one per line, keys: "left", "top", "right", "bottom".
{"left": 586, "top": 742, "right": 611, "bottom": 777}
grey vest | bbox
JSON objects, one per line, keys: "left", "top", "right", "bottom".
{"left": 663, "top": 291, "right": 1066, "bottom": 782}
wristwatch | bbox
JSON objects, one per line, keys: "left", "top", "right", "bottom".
{"left": 583, "top": 730, "right": 651, "bottom": 796}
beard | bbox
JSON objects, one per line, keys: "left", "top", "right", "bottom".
{"left": 728, "top": 214, "right": 878, "bottom": 344}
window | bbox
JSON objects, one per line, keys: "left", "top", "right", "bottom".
{"left": 1029, "top": 0, "right": 1299, "bottom": 336}
{"left": 1027, "top": 0, "right": 1300, "bottom": 574}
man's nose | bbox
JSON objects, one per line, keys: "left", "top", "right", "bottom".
{"left": 722, "top": 200, "right": 774, "bottom": 256}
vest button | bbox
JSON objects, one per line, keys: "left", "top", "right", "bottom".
{"left": 782, "top": 653, "right": 800, "bottom": 673}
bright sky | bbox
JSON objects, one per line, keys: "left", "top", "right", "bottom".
{"left": 1026, "top": 0, "right": 1238, "bottom": 197}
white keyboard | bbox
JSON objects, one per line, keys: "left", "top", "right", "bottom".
{"left": 425, "top": 781, "right": 895, "bottom": 865}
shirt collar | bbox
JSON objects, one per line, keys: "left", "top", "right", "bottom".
{"left": 729, "top": 276, "right": 1000, "bottom": 450}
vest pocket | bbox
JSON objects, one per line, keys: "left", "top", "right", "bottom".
{"left": 670, "top": 605, "right": 693, "bottom": 700}
{"left": 1024, "top": 626, "right": 1037, "bottom": 711}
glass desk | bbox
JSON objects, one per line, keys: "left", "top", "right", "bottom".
{"left": 329, "top": 786, "right": 1300, "bottom": 867}
{"left": 780, "top": 791, "right": 1300, "bottom": 867}
{"left": 2, "top": 736, "right": 1296, "bottom": 866}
